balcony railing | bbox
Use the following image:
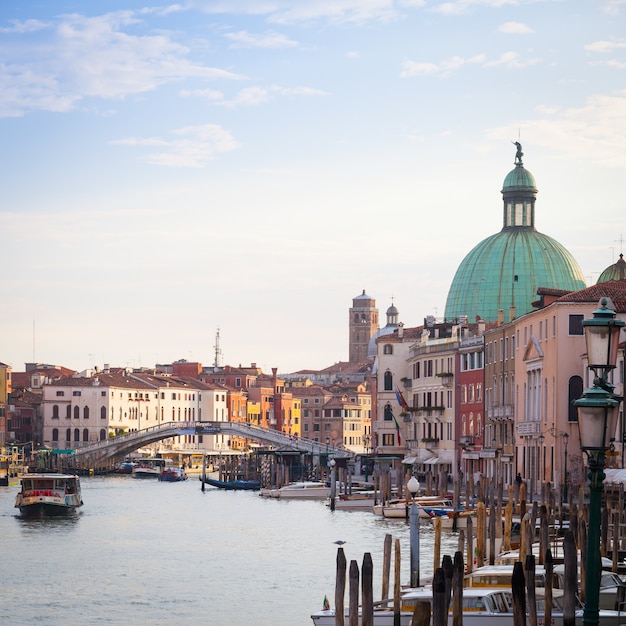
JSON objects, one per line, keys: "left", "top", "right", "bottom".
{"left": 459, "top": 435, "right": 474, "bottom": 447}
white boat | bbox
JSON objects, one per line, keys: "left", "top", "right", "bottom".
{"left": 311, "top": 585, "right": 624, "bottom": 626}
{"left": 134, "top": 458, "right": 166, "bottom": 478}
{"left": 466, "top": 564, "right": 626, "bottom": 611}
{"left": 377, "top": 496, "right": 454, "bottom": 519}
{"left": 331, "top": 492, "right": 377, "bottom": 511}
{"left": 263, "top": 481, "right": 331, "bottom": 499}
{"left": 14, "top": 473, "right": 83, "bottom": 517}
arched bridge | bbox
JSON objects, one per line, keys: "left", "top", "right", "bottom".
{"left": 73, "top": 421, "right": 352, "bottom": 466}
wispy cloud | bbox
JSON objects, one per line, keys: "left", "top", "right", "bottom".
{"left": 225, "top": 30, "right": 299, "bottom": 48}
{"left": 401, "top": 54, "right": 484, "bottom": 77}
{"left": 111, "top": 124, "right": 240, "bottom": 167}
{"left": 585, "top": 40, "right": 626, "bottom": 53}
{"left": 0, "top": 10, "right": 242, "bottom": 117}
{"left": 181, "top": 84, "right": 329, "bottom": 106}
{"left": 488, "top": 90, "right": 626, "bottom": 169}
{"left": 498, "top": 21, "right": 534, "bottom": 35}
{"left": 401, "top": 49, "right": 540, "bottom": 77}
{"left": 433, "top": 0, "right": 517, "bottom": 16}
{"left": 191, "top": 0, "right": 403, "bottom": 24}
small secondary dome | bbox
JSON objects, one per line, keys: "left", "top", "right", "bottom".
{"left": 444, "top": 144, "right": 586, "bottom": 322}
{"left": 597, "top": 254, "right": 626, "bottom": 283}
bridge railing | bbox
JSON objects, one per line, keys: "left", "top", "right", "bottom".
{"left": 72, "top": 420, "right": 352, "bottom": 460}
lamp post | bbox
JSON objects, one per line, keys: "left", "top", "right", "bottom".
{"left": 575, "top": 298, "right": 624, "bottom": 626}
{"left": 538, "top": 433, "right": 545, "bottom": 500}
{"left": 329, "top": 458, "right": 336, "bottom": 511}
{"left": 407, "top": 475, "right": 420, "bottom": 587}
{"left": 562, "top": 432, "right": 569, "bottom": 504}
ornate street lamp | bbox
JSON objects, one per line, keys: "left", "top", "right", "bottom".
{"left": 562, "top": 432, "right": 569, "bottom": 503}
{"left": 407, "top": 476, "right": 420, "bottom": 587}
{"left": 575, "top": 298, "right": 624, "bottom": 626}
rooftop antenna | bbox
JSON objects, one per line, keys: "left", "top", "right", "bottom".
{"left": 213, "top": 328, "right": 223, "bottom": 368}
{"left": 616, "top": 234, "right": 624, "bottom": 255}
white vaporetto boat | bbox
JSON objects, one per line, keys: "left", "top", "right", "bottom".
{"left": 262, "top": 481, "right": 331, "bottom": 499}
{"left": 15, "top": 473, "right": 83, "bottom": 517}
{"left": 311, "top": 585, "right": 625, "bottom": 626}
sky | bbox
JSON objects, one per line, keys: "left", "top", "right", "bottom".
{"left": 1, "top": 0, "right": 625, "bottom": 375}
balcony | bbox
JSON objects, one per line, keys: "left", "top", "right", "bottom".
{"left": 436, "top": 372, "right": 454, "bottom": 387}
{"left": 487, "top": 405, "right": 514, "bottom": 421}
{"left": 516, "top": 421, "right": 541, "bottom": 436}
{"left": 459, "top": 435, "right": 474, "bottom": 447}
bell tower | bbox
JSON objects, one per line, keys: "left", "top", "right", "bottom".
{"left": 349, "top": 290, "right": 378, "bottom": 363}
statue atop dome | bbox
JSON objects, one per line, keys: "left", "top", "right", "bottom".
{"left": 512, "top": 141, "right": 523, "bottom": 165}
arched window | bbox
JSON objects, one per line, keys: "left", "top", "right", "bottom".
{"left": 354, "top": 314, "right": 359, "bottom": 323}
{"left": 66, "top": 405, "right": 71, "bottom": 419}
{"left": 384, "top": 371, "right": 393, "bottom": 391}
{"left": 74, "top": 428, "right": 80, "bottom": 442}
{"left": 66, "top": 428, "right": 71, "bottom": 442}
{"left": 52, "top": 428, "right": 59, "bottom": 442}
{"left": 83, "top": 428, "right": 89, "bottom": 442}
{"left": 383, "top": 403, "right": 393, "bottom": 421}
{"left": 568, "top": 376, "right": 583, "bottom": 422}
{"left": 83, "top": 406, "right": 89, "bottom": 419}
{"left": 99, "top": 429, "right": 106, "bottom": 440}
{"left": 52, "top": 405, "right": 59, "bottom": 418}
{"left": 101, "top": 406, "right": 106, "bottom": 420}
{"left": 73, "top": 406, "right": 80, "bottom": 419}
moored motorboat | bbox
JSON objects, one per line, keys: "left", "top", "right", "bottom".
{"left": 262, "top": 481, "right": 331, "bottom": 499}
{"left": 15, "top": 473, "right": 83, "bottom": 517}
{"left": 311, "top": 584, "right": 625, "bottom": 625}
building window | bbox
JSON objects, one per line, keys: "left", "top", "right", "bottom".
{"left": 461, "top": 385, "right": 467, "bottom": 404}
{"left": 65, "top": 428, "right": 71, "bottom": 442}
{"left": 100, "top": 429, "right": 106, "bottom": 440}
{"left": 568, "top": 376, "right": 583, "bottom": 422}
{"left": 74, "top": 406, "right": 80, "bottom": 419}
{"left": 382, "top": 433, "right": 395, "bottom": 446}
{"left": 384, "top": 371, "right": 393, "bottom": 391}
{"left": 74, "top": 428, "right": 80, "bottom": 442}
{"left": 66, "top": 405, "right": 71, "bottom": 419}
{"left": 56, "top": 391, "right": 65, "bottom": 397}
{"left": 83, "top": 406, "right": 89, "bottom": 419}
{"left": 100, "top": 406, "right": 106, "bottom": 420}
{"left": 52, "top": 405, "right": 59, "bottom": 419}
{"left": 569, "top": 314, "right": 584, "bottom": 336}
{"left": 73, "top": 391, "right": 81, "bottom": 396}
{"left": 383, "top": 344, "right": 393, "bottom": 355}
{"left": 52, "top": 428, "right": 59, "bottom": 442}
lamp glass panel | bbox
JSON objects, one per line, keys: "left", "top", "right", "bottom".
{"left": 577, "top": 403, "right": 619, "bottom": 449}
{"left": 585, "top": 325, "right": 621, "bottom": 369}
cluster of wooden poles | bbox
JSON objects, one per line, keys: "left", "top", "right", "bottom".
{"left": 329, "top": 475, "right": 626, "bottom": 625}
{"left": 333, "top": 529, "right": 588, "bottom": 626}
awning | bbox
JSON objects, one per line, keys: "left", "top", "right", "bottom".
{"left": 424, "top": 457, "right": 440, "bottom": 465}
{"left": 401, "top": 456, "right": 417, "bottom": 464}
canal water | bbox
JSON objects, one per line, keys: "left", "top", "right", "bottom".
{"left": 0, "top": 476, "right": 459, "bottom": 625}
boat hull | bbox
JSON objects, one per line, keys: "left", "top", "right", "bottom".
{"left": 15, "top": 474, "right": 83, "bottom": 517}
{"left": 201, "top": 478, "right": 260, "bottom": 491}
{"left": 18, "top": 501, "right": 81, "bottom": 517}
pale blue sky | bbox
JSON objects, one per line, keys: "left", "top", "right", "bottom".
{"left": 1, "top": 0, "right": 625, "bottom": 373}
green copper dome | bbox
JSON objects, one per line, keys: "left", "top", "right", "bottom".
{"left": 444, "top": 145, "right": 586, "bottom": 322}
{"left": 597, "top": 254, "right": 626, "bottom": 283}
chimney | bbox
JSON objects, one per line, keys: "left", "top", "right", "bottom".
{"left": 398, "top": 322, "right": 404, "bottom": 339}
{"left": 509, "top": 306, "right": 516, "bottom": 322}
{"left": 497, "top": 309, "right": 504, "bottom": 325}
